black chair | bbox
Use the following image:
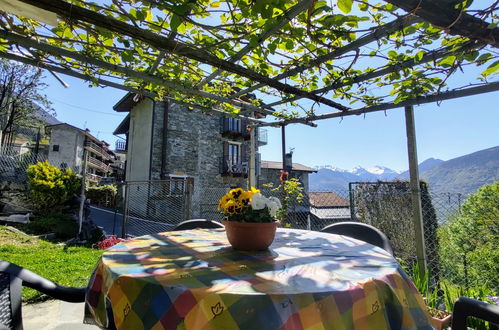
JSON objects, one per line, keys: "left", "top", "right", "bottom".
{"left": 173, "top": 219, "right": 225, "bottom": 231}
{"left": 0, "top": 260, "right": 86, "bottom": 330}
{"left": 320, "top": 221, "right": 394, "bottom": 256}
{"left": 451, "top": 296, "right": 499, "bottom": 330}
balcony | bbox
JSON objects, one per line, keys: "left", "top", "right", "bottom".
{"left": 219, "top": 156, "right": 248, "bottom": 177}
{"left": 220, "top": 117, "right": 250, "bottom": 140}
{"left": 115, "top": 140, "right": 127, "bottom": 152}
{"left": 87, "top": 156, "right": 110, "bottom": 173}
{"left": 85, "top": 140, "right": 111, "bottom": 160}
{"left": 86, "top": 173, "right": 101, "bottom": 183}
{"left": 257, "top": 128, "right": 268, "bottom": 146}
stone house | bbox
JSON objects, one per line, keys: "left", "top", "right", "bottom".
{"left": 308, "top": 192, "right": 351, "bottom": 229}
{"left": 112, "top": 93, "right": 268, "bottom": 220}
{"left": 46, "top": 123, "right": 115, "bottom": 184}
{"left": 258, "top": 160, "right": 316, "bottom": 192}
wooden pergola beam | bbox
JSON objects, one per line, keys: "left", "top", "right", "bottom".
{"left": 230, "top": 15, "right": 420, "bottom": 99}
{"left": 17, "top": 0, "right": 349, "bottom": 111}
{"left": 256, "top": 81, "right": 499, "bottom": 127}
{"left": 263, "top": 40, "right": 482, "bottom": 108}
{"left": 197, "top": 0, "right": 312, "bottom": 87}
{"left": 383, "top": 0, "right": 499, "bottom": 48}
{"left": 0, "top": 52, "right": 265, "bottom": 123}
{"left": 2, "top": 30, "right": 277, "bottom": 116}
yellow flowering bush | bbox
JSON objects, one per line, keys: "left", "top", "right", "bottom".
{"left": 218, "top": 187, "right": 281, "bottom": 223}
{"left": 26, "top": 161, "right": 81, "bottom": 214}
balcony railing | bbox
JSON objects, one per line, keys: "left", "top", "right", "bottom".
{"left": 115, "top": 140, "right": 127, "bottom": 152}
{"left": 219, "top": 156, "right": 248, "bottom": 176}
{"left": 257, "top": 128, "right": 268, "bottom": 146}
{"left": 86, "top": 173, "right": 101, "bottom": 183}
{"left": 87, "top": 156, "right": 110, "bottom": 172}
{"left": 220, "top": 118, "right": 250, "bottom": 139}
{"left": 85, "top": 141, "right": 111, "bottom": 159}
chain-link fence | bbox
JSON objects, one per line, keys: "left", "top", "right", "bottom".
{"left": 112, "top": 179, "right": 496, "bottom": 296}
{"left": 119, "top": 179, "right": 194, "bottom": 237}
{"left": 0, "top": 125, "right": 48, "bottom": 182}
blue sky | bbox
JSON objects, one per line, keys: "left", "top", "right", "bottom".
{"left": 41, "top": 72, "right": 498, "bottom": 172}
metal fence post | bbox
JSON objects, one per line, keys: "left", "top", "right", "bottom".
{"left": 184, "top": 178, "right": 193, "bottom": 220}
{"left": 121, "top": 182, "right": 129, "bottom": 238}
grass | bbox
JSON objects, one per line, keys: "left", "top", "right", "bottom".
{"left": 0, "top": 226, "right": 103, "bottom": 302}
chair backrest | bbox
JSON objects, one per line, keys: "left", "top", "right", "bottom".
{"left": 173, "top": 219, "right": 225, "bottom": 231}
{"left": 0, "top": 260, "right": 87, "bottom": 329}
{"left": 451, "top": 296, "right": 499, "bottom": 330}
{"left": 320, "top": 221, "right": 394, "bottom": 256}
{"left": 0, "top": 270, "right": 22, "bottom": 330}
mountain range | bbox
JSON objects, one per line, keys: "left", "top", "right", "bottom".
{"left": 309, "top": 146, "right": 499, "bottom": 195}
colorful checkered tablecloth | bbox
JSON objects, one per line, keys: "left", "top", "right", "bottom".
{"left": 85, "top": 228, "right": 434, "bottom": 329}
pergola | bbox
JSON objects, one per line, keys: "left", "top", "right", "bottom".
{"left": 1, "top": 0, "right": 497, "bottom": 276}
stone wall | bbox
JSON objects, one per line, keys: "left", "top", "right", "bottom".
{"left": 150, "top": 101, "right": 250, "bottom": 218}
{"left": 258, "top": 168, "right": 311, "bottom": 193}
{"left": 0, "top": 180, "right": 32, "bottom": 212}
{"left": 48, "top": 126, "right": 85, "bottom": 171}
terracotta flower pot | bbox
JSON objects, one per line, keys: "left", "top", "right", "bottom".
{"left": 222, "top": 220, "right": 280, "bottom": 251}
{"left": 430, "top": 311, "right": 452, "bottom": 330}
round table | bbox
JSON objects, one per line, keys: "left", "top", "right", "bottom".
{"left": 85, "top": 228, "right": 433, "bottom": 329}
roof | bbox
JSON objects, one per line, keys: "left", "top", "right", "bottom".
{"left": 45, "top": 123, "right": 108, "bottom": 147}
{"left": 113, "top": 93, "right": 145, "bottom": 112}
{"left": 309, "top": 192, "right": 349, "bottom": 208}
{"left": 260, "top": 161, "right": 316, "bottom": 173}
{"left": 114, "top": 114, "right": 130, "bottom": 135}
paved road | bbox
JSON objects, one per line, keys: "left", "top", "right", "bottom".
{"left": 89, "top": 206, "right": 174, "bottom": 237}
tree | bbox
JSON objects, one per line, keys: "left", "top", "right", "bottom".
{"left": 0, "top": 59, "right": 52, "bottom": 145}
{"left": 438, "top": 182, "right": 499, "bottom": 291}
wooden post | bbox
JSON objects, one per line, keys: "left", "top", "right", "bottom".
{"left": 404, "top": 105, "right": 427, "bottom": 279}
{"left": 78, "top": 140, "right": 88, "bottom": 237}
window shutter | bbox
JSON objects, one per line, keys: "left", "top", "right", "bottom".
{"left": 241, "top": 118, "right": 249, "bottom": 134}
{"left": 223, "top": 141, "right": 229, "bottom": 157}
{"left": 240, "top": 143, "right": 247, "bottom": 163}
{"left": 219, "top": 116, "right": 225, "bottom": 133}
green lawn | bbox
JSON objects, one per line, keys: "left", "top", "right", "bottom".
{"left": 0, "top": 226, "right": 103, "bottom": 302}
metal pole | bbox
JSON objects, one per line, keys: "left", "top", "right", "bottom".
{"left": 249, "top": 122, "right": 256, "bottom": 188}
{"left": 281, "top": 125, "right": 288, "bottom": 222}
{"left": 281, "top": 125, "right": 286, "bottom": 176}
{"left": 404, "top": 105, "right": 427, "bottom": 279}
{"left": 121, "top": 183, "right": 129, "bottom": 238}
{"left": 34, "top": 127, "right": 40, "bottom": 161}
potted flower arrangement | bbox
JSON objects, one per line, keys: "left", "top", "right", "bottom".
{"left": 218, "top": 187, "right": 281, "bottom": 251}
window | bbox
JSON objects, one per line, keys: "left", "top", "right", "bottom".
{"left": 52, "top": 145, "right": 59, "bottom": 151}
{"left": 228, "top": 117, "right": 240, "bottom": 132}
{"left": 228, "top": 143, "right": 240, "bottom": 165}
{"left": 166, "top": 175, "right": 190, "bottom": 196}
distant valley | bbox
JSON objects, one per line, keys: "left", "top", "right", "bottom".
{"left": 309, "top": 146, "right": 499, "bottom": 196}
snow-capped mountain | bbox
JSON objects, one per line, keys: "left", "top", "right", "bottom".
{"left": 311, "top": 165, "right": 402, "bottom": 191}
{"left": 310, "top": 147, "right": 498, "bottom": 194}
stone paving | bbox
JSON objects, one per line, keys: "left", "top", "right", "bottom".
{"left": 22, "top": 301, "right": 99, "bottom": 330}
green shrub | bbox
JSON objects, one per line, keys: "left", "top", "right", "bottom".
{"left": 86, "top": 184, "right": 117, "bottom": 208}
{"left": 26, "top": 161, "right": 81, "bottom": 214}
{"left": 21, "top": 213, "right": 78, "bottom": 239}
{"left": 438, "top": 182, "right": 499, "bottom": 292}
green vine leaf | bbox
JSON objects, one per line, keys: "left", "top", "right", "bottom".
{"left": 337, "top": 0, "right": 353, "bottom": 14}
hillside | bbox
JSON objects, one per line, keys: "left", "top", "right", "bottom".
{"left": 309, "top": 146, "right": 498, "bottom": 195}
{"left": 422, "top": 146, "right": 499, "bottom": 195}
{"left": 397, "top": 158, "right": 444, "bottom": 179}
{"left": 310, "top": 168, "right": 360, "bottom": 192}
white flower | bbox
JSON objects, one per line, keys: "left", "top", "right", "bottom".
{"left": 268, "top": 197, "right": 282, "bottom": 209}
{"left": 267, "top": 197, "right": 282, "bottom": 218}
{"left": 250, "top": 193, "right": 267, "bottom": 210}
